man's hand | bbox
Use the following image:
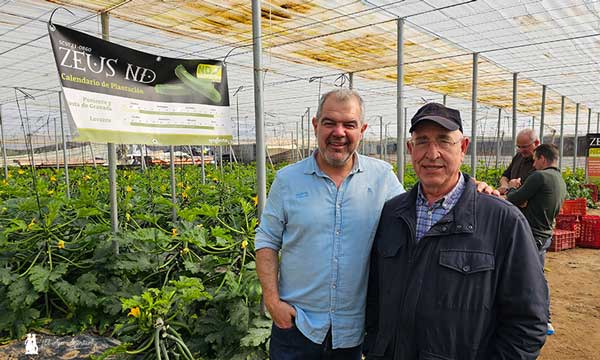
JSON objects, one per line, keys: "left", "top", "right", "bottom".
{"left": 266, "top": 298, "right": 297, "bottom": 329}
{"left": 474, "top": 180, "right": 501, "bottom": 197}
{"left": 508, "top": 178, "right": 522, "bottom": 189}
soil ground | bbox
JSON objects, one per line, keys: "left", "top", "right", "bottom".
{"left": 539, "top": 212, "right": 600, "bottom": 359}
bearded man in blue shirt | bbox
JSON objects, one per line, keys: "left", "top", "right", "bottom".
{"left": 255, "top": 89, "right": 404, "bottom": 359}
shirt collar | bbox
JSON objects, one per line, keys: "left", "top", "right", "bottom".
{"left": 417, "top": 173, "right": 465, "bottom": 210}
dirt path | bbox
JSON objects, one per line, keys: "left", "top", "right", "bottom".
{"left": 539, "top": 246, "right": 600, "bottom": 359}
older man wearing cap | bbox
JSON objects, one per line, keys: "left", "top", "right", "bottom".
{"left": 364, "top": 103, "right": 548, "bottom": 360}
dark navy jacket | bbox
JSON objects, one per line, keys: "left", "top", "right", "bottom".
{"left": 365, "top": 173, "right": 548, "bottom": 360}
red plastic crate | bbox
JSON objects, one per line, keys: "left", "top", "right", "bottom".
{"left": 550, "top": 229, "right": 576, "bottom": 252}
{"left": 578, "top": 216, "right": 600, "bottom": 248}
{"left": 555, "top": 214, "right": 581, "bottom": 242}
{"left": 559, "top": 198, "right": 587, "bottom": 216}
{"left": 583, "top": 184, "right": 598, "bottom": 203}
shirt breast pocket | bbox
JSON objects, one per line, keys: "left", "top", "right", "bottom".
{"left": 435, "top": 249, "right": 495, "bottom": 312}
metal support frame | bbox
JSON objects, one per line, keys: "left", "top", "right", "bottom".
{"left": 379, "top": 115, "right": 383, "bottom": 159}
{"left": 586, "top": 108, "right": 592, "bottom": 181}
{"left": 58, "top": 92, "right": 70, "bottom": 199}
{"left": 307, "top": 107, "right": 311, "bottom": 156}
{"left": 540, "top": 85, "right": 546, "bottom": 143}
{"left": 200, "top": 145, "right": 206, "bottom": 184}
{"left": 512, "top": 72, "right": 518, "bottom": 153}
{"left": 300, "top": 115, "right": 305, "bottom": 158}
{"left": 169, "top": 145, "right": 177, "bottom": 223}
{"left": 471, "top": 53, "right": 478, "bottom": 178}
{"left": 252, "top": 0, "right": 266, "bottom": 217}
{"left": 495, "top": 108, "right": 501, "bottom": 168}
{"left": 396, "top": 18, "right": 405, "bottom": 182}
{"left": 559, "top": 96, "right": 565, "bottom": 170}
{"left": 102, "top": 12, "right": 118, "bottom": 248}
{"left": 0, "top": 105, "right": 7, "bottom": 178}
{"left": 574, "top": 103, "right": 579, "bottom": 170}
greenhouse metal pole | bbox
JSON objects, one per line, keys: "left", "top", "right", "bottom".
{"left": 532, "top": 116, "right": 535, "bottom": 131}
{"left": 586, "top": 108, "right": 592, "bottom": 181}
{"left": 540, "top": 85, "right": 546, "bottom": 143}
{"left": 495, "top": 108, "right": 501, "bottom": 169}
{"left": 169, "top": 145, "right": 177, "bottom": 223}
{"left": 252, "top": 0, "right": 267, "bottom": 216}
{"left": 573, "top": 103, "right": 579, "bottom": 171}
{"left": 141, "top": 145, "right": 147, "bottom": 170}
{"left": 296, "top": 121, "right": 299, "bottom": 161}
{"left": 219, "top": 145, "right": 223, "bottom": 174}
{"left": 307, "top": 107, "right": 311, "bottom": 155}
{"left": 188, "top": 145, "right": 195, "bottom": 167}
{"left": 397, "top": 18, "right": 405, "bottom": 181}
{"left": 349, "top": 72, "right": 353, "bottom": 89}
{"left": 200, "top": 145, "right": 206, "bottom": 184}
{"left": 471, "top": 53, "right": 478, "bottom": 178}
{"left": 301, "top": 115, "right": 305, "bottom": 158}
{"left": 102, "top": 12, "right": 117, "bottom": 241}
{"left": 0, "top": 106, "right": 7, "bottom": 179}
{"left": 512, "top": 73, "right": 517, "bottom": 153}
{"left": 442, "top": 94, "right": 447, "bottom": 106}
{"left": 54, "top": 117, "right": 59, "bottom": 170}
{"left": 379, "top": 115, "right": 383, "bottom": 159}
{"left": 58, "top": 92, "right": 71, "bottom": 199}
{"left": 89, "top": 142, "right": 96, "bottom": 168}
{"left": 559, "top": 96, "right": 565, "bottom": 170}
{"left": 403, "top": 107, "right": 408, "bottom": 173}
{"left": 587, "top": 108, "right": 592, "bottom": 135}
{"left": 597, "top": 113, "right": 599, "bottom": 133}
{"left": 290, "top": 131, "right": 294, "bottom": 162}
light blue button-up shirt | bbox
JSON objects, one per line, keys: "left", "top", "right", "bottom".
{"left": 255, "top": 152, "right": 404, "bottom": 348}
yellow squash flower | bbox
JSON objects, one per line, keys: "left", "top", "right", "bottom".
{"left": 241, "top": 240, "right": 248, "bottom": 249}
{"left": 27, "top": 219, "right": 36, "bottom": 230}
{"left": 126, "top": 186, "right": 132, "bottom": 193}
{"left": 171, "top": 228, "right": 177, "bottom": 237}
{"left": 252, "top": 195, "right": 258, "bottom": 207}
{"left": 128, "top": 307, "right": 141, "bottom": 318}
{"left": 47, "top": 190, "right": 54, "bottom": 195}
{"left": 50, "top": 175, "right": 57, "bottom": 182}
{"left": 57, "top": 240, "right": 65, "bottom": 249}
{"left": 83, "top": 175, "right": 91, "bottom": 181}
{"left": 17, "top": 169, "right": 25, "bottom": 175}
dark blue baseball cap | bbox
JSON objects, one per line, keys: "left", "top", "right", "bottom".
{"left": 409, "top": 103, "right": 463, "bottom": 133}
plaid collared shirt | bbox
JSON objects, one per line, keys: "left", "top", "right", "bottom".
{"left": 415, "top": 174, "right": 466, "bottom": 242}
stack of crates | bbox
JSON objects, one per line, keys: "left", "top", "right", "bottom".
{"left": 552, "top": 198, "right": 588, "bottom": 251}
{"left": 578, "top": 215, "right": 600, "bottom": 248}
{"left": 558, "top": 198, "right": 587, "bottom": 216}
{"left": 549, "top": 229, "right": 576, "bottom": 252}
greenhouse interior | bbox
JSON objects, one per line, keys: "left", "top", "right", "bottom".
{"left": 1, "top": 0, "right": 600, "bottom": 359}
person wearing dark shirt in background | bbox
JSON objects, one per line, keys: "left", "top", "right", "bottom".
{"left": 498, "top": 128, "right": 539, "bottom": 195}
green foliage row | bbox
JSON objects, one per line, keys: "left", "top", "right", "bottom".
{"left": 0, "top": 159, "right": 595, "bottom": 358}
{"left": 0, "top": 163, "right": 275, "bottom": 359}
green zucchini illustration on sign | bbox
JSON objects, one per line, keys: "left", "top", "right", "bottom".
{"left": 154, "top": 65, "right": 222, "bottom": 104}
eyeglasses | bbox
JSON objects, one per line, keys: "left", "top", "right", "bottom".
{"left": 409, "top": 137, "right": 463, "bottom": 151}
{"left": 516, "top": 142, "right": 534, "bottom": 149}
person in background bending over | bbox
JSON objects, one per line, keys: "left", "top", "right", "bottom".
{"left": 498, "top": 128, "right": 540, "bottom": 195}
